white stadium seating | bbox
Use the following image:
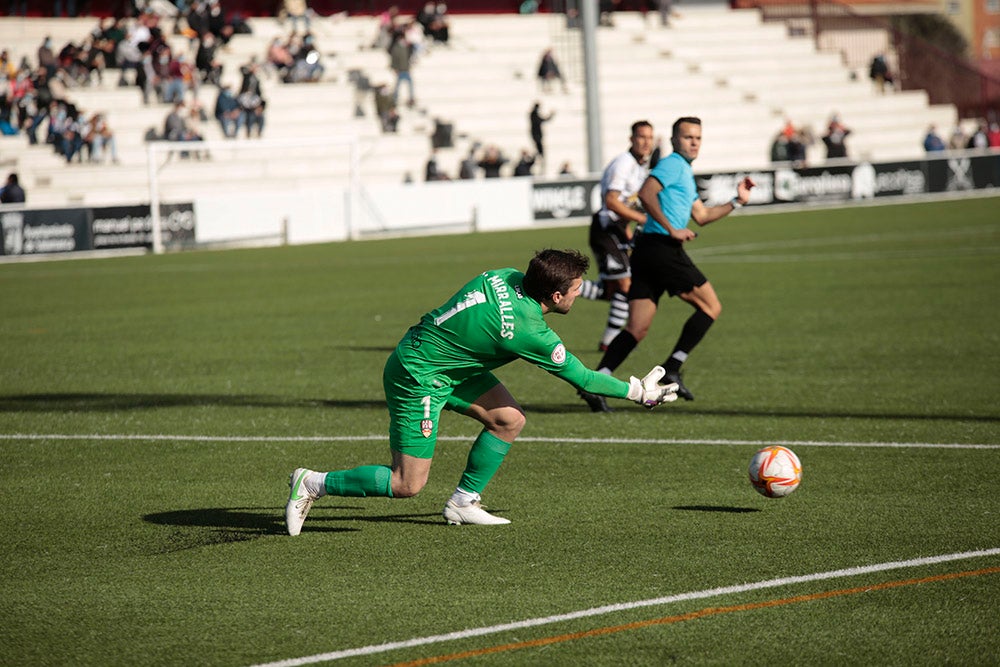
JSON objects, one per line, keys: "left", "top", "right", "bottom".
{"left": 0, "top": 6, "right": 959, "bottom": 207}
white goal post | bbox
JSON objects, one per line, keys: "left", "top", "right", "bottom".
{"left": 145, "top": 135, "right": 361, "bottom": 253}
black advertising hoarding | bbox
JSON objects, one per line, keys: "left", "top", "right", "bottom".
{"left": 91, "top": 203, "right": 195, "bottom": 250}
{"left": 694, "top": 153, "right": 1000, "bottom": 207}
{"left": 532, "top": 178, "right": 600, "bottom": 220}
{"left": 0, "top": 208, "right": 90, "bottom": 256}
{"left": 0, "top": 203, "right": 195, "bottom": 256}
{"left": 530, "top": 153, "right": 1000, "bottom": 221}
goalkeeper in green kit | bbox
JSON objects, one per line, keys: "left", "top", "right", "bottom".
{"left": 285, "top": 249, "right": 678, "bottom": 534}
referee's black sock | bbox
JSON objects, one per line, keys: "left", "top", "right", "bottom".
{"left": 597, "top": 330, "right": 637, "bottom": 373}
{"left": 664, "top": 310, "right": 715, "bottom": 372}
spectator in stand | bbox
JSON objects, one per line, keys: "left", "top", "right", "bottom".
{"left": 988, "top": 122, "right": 1000, "bottom": 148}
{"left": 196, "top": 32, "right": 223, "bottom": 86}
{"left": 267, "top": 37, "right": 295, "bottom": 80}
{"left": 966, "top": 121, "right": 989, "bottom": 149}
{"left": 373, "top": 5, "right": 400, "bottom": 50}
{"left": 822, "top": 114, "right": 851, "bottom": 160}
{"left": 530, "top": 102, "right": 553, "bottom": 159}
{"left": 788, "top": 128, "right": 811, "bottom": 166}
{"left": 238, "top": 59, "right": 267, "bottom": 138}
{"left": 136, "top": 52, "right": 159, "bottom": 105}
{"left": 164, "top": 101, "right": 188, "bottom": 141}
{"left": 948, "top": 127, "right": 966, "bottom": 150}
{"left": 537, "top": 48, "right": 568, "bottom": 94}
{"left": 87, "top": 112, "right": 119, "bottom": 163}
{"left": 286, "top": 32, "right": 324, "bottom": 83}
{"left": 38, "top": 37, "right": 58, "bottom": 78}
{"left": 769, "top": 132, "right": 789, "bottom": 163}
{"left": 459, "top": 145, "right": 478, "bottom": 179}
{"left": 214, "top": 83, "right": 242, "bottom": 138}
{"left": 10, "top": 68, "right": 34, "bottom": 132}
{"left": 559, "top": 161, "right": 573, "bottom": 176}
{"left": 513, "top": 149, "right": 536, "bottom": 176}
{"left": 389, "top": 28, "right": 415, "bottom": 107}
{"left": 162, "top": 51, "right": 188, "bottom": 104}
{"left": 60, "top": 107, "right": 86, "bottom": 163}
{"left": 868, "top": 52, "right": 894, "bottom": 93}
{"left": 425, "top": 149, "right": 449, "bottom": 180}
{"left": 923, "top": 125, "right": 946, "bottom": 153}
{"left": 282, "top": 0, "right": 311, "bottom": 33}
{"left": 0, "top": 173, "right": 25, "bottom": 204}
{"left": 417, "top": 2, "right": 449, "bottom": 44}
{"left": 477, "top": 144, "right": 507, "bottom": 178}
{"left": 374, "top": 83, "right": 398, "bottom": 133}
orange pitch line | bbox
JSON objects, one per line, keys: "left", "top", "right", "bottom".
{"left": 388, "top": 566, "right": 1000, "bottom": 667}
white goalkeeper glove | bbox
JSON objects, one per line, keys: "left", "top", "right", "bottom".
{"left": 626, "top": 366, "right": 680, "bottom": 409}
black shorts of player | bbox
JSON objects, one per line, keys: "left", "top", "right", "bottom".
{"left": 628, "top": 232, "right": 707, "bottom": 304}
{"left": 588, "top": 212, "right": 632, "bottom": 281}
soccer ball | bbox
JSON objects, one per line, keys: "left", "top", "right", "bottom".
{"left": 748, "top": 446, "right": 802, "bottom": 498}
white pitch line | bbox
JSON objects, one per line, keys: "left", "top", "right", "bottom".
{"left": 250, "top": 547, "right": 1000, "bottom": 667}
{"left": 0, "top": 433, "right": 997, "bottom": 449}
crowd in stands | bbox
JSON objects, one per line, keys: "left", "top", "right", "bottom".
{"left": 770, "top": 113, "right": 1000, "bottom": 166}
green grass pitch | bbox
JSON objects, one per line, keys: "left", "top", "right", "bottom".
{"left": 1, "top": 196, "right": 998, "bottom": 666}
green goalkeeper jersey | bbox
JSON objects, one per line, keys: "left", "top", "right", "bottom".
{"left": 395, "top": 268, "right": 630, "bottom": 399}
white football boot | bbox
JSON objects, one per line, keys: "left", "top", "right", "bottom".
{"left": 442, "top": 498, "right": 511, "bottom": 525}
{"left": 285, "top": 468, "right": 320, "bottom": 536}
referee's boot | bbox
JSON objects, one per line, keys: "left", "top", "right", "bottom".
{"left": 664, "top": 371, "right": 694, "bottom": 401}
{"left": 578, "top": 388, "right": 614, "bottom": 413}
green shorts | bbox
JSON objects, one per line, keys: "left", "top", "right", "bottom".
{"left": 382, "top": 350, "right": 500, "bottom": 459}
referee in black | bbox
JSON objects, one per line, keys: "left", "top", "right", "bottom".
{"left": 590, "top": 117, "right": 754, "bottom": 402}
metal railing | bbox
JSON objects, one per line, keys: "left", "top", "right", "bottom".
{"left": 741, "top": 0, "right": 1000, "bottom": 119}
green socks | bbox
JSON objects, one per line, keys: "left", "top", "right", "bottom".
{"left": 458, "top": 430, "right": 513, "bottom": 495}
{"left": 324, "top": 465, "right": 393, "bottom": 497}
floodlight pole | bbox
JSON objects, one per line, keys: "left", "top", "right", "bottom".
{"left": 580, "top": 0, "right": 603, "bottom": 173}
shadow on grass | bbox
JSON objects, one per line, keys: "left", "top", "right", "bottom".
{"left": 142, "top": 506, "right": 446, "bottom": 553}
{"left": 524, "top": 401, "right": 1000, "bottom": 422}
{"left": 672, "top": 505, "right": 761, "bottom": 513}
{"left": 0, "top": 393, "right": 384, "bottom": 412}
{"left": 5, "top": 392, "right": 994, "bottom": 424}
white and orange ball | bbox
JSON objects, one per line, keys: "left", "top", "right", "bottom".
{"left": 748, "top": 446, "right": 802, "bottom": 498}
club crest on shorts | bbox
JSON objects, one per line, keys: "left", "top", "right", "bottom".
{"left": 420, "top": 419, "right": 434, "bottom": 437}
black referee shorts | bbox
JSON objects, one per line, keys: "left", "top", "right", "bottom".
{"left": 628, "top": 232, "right": 707, "bottom": 303}
{"left": 588, "top": 213, "right": 632, "bottom": 281}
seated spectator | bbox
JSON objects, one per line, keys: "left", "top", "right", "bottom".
{"left": 283, "top": 0, "right": 312, "bottom": 33}
{"left": 477, "top": 144, "right": 507, "bottom": 178}
{"left": 966, "top": 122, "right": 989, "bottom": 149}
{"left": 285, "top": 32, "right": 324, "bottom": 83}
{"left": 948, "top": 127, "right": 966, "bottom": 150}
{"left": 374, "top": 83, "right": 399, "bottom": 133}
{"left": 769, "top": 132, "right": 789, "bottom": 163}
{"left": 214, "top": 83, "right": 242, "bottom": 138}
{"left": 458, "top": 145, "right": 478, "bottom": 179}
{"left": 266, "top": 37, "right": 295, "bottom": 80}
{"left": 425, "top": 149, "right": 449, "bottom": 180}
{"left": 558, "top": 161, "right": 573, "bottom": 176}
{"left": 417, "top": 1, "right": 449, "bottom": 44}
{"left": 537, "top": 48, "right": 567, "bottom": 93}
{"left": 87, "top": 112, "right": 119, "bottom": 163}
{"left": 923, "top": 125, "right": 946, "bottom": 152}
{"left": 235, "top": 58, "right": 266, "bottom": 136}
{"left": 988, "top": 122, "right": 1000, "bottom": 148}
{"left": 0, "top": 172, "right": 26, "bottom": 204}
